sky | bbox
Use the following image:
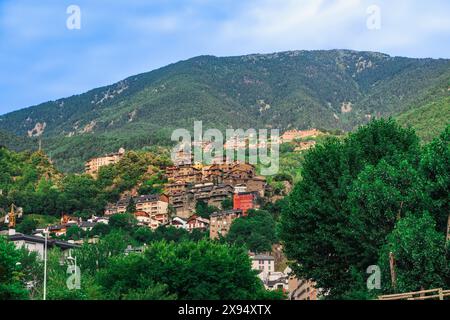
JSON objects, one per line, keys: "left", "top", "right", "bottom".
{"left": 1, "top": 0, "right": 449, "bottom": 115}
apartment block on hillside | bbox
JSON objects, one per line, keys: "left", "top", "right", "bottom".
{"left": 85, "top": 148, "right": 125, "bottom": 176}
{"left": 209, "top": 209, "right": 243, "bottom": 239}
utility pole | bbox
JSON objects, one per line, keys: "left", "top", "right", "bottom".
{"left": 43, "top": 229, "right": 48, "bottom": 300}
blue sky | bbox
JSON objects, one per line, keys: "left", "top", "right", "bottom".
{"left": 1, "top": 0, "right": 449, "bottom": 115}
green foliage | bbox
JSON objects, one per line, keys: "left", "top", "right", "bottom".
{"left": 138, "top": 172, "right": 167, "bottom": 195}
{"left": 0, "top": 236, "right": 31, "bottom": 300}
{"left": 65, "top": 225, "right": 86, "bottom": 241}
{"left": 280, "top": 119, "right": 449, "bottom": 299}
{"left": 97, "top": 240, "right": 277, "bottom": 300}
{"left": 397, "top": 96, "right": 450, "bottom": 142}
{"left": 419, "top": 126, "right": 450, "bottom": 233}
{"left": 33, "top": 248, "right": 102, "bottom": 300}
{"left": 379, "top": 212, "right": 449, "bottom": 293}
{"left": 89, "top": 223, "right": 111, "bottom": 237}
{"left": 221, "top": 198, "right": 233, "bottom": 210}
{"left": 122, "top": 283, "right": 176, "bottom": 300}
{"left": 76, "top": 230, "right": 135, "bottom": 275}
{"left": 16, "top": 216, "right": 39, "bottom": 234}
{"left": 195, "top": 200, "right": 218, "bottom": 218}
{"left": 1, "top": 50, "right": 448, "bottom": 172}
{"left": 133, "top": 226, "right": 207, "bottom": 244}
{"left": 226, "top": 209, "right": 278, "bottom": 253}
{"left": 109, "top": 214, "right": 137, "bottom": 233}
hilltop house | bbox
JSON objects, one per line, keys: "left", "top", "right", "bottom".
{"left": 169, "top": 191, "right": 195, "bottom": 219}
{"left": 186, "top": 214, "right": 209, "bottom": 232}
{"left": 170, "top": 217, "right": 187, "bottom": 229}
{"left": 209, "top": 209, "right": 243, "bottom": 239}
{"left": 134, "top": 211, "right": 151, "bottom": 225}
{"left": 104, "top": 197, "right": 131, "bottom": 216}
{"left": 281, "top": 129, "right": 320, "bottom": 143}
{"left": 85, "top": 148, "right": 125, "bottom": 176}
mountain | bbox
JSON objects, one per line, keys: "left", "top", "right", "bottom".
{"left": 397, "top": 95, "right": 450, "bottom": 142}
{"left": 0, "top": 129, "right": 37, "bottom": 152}
{"left": 0, "top": 49, "right": 449, "bottom": 172}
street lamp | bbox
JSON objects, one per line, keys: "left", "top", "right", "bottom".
{"left": 43, "top": 228, "right": 49, "bottom": 301}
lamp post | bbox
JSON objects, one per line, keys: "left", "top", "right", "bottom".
{"left": 43, "top": 229, "right": 48, "bottom": 301}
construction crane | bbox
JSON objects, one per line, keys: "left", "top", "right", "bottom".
{"left": 0, "top": 204, "right": 23, "bottom": 229}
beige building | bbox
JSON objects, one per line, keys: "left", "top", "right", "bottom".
{"left": 134, "top": 194, "right": 169, "bottom": 215}
{"left": 134, "top": 194, "right": 169, "bottom": 228}
{"left": 209, "top": 210, "right": 243, "bottom": 239}
{"left": 85, "top": 148, "right": 125, "bottom": 176}
{"left": 281, "top": 129, "right": 320, "bottom": 143}
{"left": 285, "top": 267, "right": 319, "bottom": 300}
{"left": 250, "top": 254, "right": 275, "bottom": 276}
{"left": 134, "top": 211, "right": 151, "bottom": 225}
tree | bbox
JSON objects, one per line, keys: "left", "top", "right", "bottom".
{"left": 109, "top": 214, "right": 137, "bottom": 232}
{"left": 378, "top": 212, "right": 449, "bottom": 293}
{"left": 126, "top": 198, "right": 136, "bottom": 214}
{"left": 221, "top": 198, "right": 233, "bottom": 210}
{"left": 133, "top": 227, "right": 154, "bottom": 244}
{"left": 89, "top": 223, "right": 111, "bottom": 237}
{"left": 419, "top": 126, "right": 450, "bottom": 233}
{"left": 97, "top": 240, "right": 278, "bottom": 300}
{"left": 345, "top": 159, "right": 430, "bottom": 272}
{"left": 280, "top": 119, "right": 424, "bottom": 298}
{"left": 75, "top": 230, "right": 134, "bottom": 275}
{"left": 16, "top": 216, "right": 38, "bottom": 235}
{"left": 122, "top": 283, "right": 176, "bottom": 300}
{"left": 0, "top": 236, "right": 30, "bottom": 300}
{"left": 226, "top": 210, "right": 278, "bottom": 253}
{"left": 32, "top": 248, "right": 102, "bottom": 300}
{"left": 65, "top": 225, "right": 86, "bottom": 241}
{"left": 195, "top": 200, "right": 218, "bottom": 218}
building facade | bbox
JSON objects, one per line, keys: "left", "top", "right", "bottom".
{"left": 209, "top": 210, "right": 243, "bottom": 239}
{"left": 85, "top": 148, "right": 125, "bottom": 176}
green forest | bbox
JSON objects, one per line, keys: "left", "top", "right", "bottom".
{"left": 1, "top": 49, "right": 449, "bottom": 172}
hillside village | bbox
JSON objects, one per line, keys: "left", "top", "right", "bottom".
{"left": 1, "top": 128, "right": 323, "bottom": 300}
{"left": 2, "top": 120, "right": 449, "bottom": 301}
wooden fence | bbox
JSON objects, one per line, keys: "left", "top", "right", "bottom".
{"left": 379, "top": 288, "right": 450, "bottom": 300}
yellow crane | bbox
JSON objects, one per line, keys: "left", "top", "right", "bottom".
{"left": 0, "top": 204, "right": 23, "bottom": 228}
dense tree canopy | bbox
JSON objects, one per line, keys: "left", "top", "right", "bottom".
{"left": 280, "top": 119, "right": 450, "bottom": 299}
{"left": 226, "top": 209, "right": 278, "bottom": 253}
{"left": 97, "top": 240, "right": 282, "bottom": 300}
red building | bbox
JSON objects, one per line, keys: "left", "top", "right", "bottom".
{"left": 233, "top": 192, "right": 256, "bottom": 215}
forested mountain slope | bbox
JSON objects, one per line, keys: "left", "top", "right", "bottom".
{"left": 1, "top": 49, "right": 449, "bottom": 171}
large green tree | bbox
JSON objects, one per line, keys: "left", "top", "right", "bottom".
{"left": 280, "top": 119, "right": 431, "bottom": 298}
{"left": 97, "top": 240, "right": 280, "bottom": 300}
